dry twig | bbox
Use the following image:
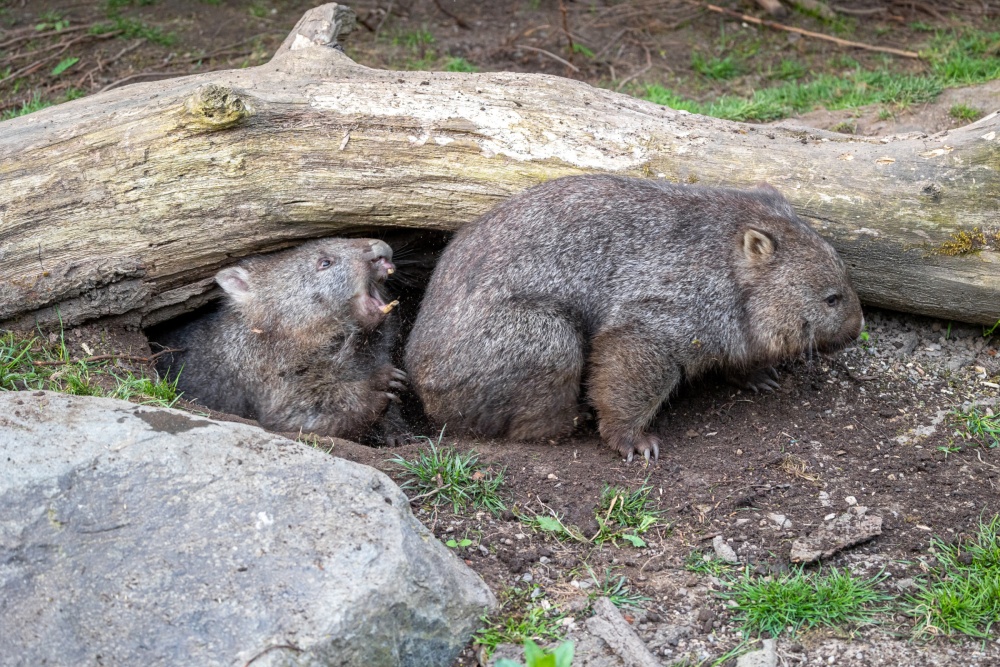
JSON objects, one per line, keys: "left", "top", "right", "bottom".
{"left": 700, "top": 2, "right": 920, "bottom": 58}
{"left": 516, "top": 44, "right": 580, "bottom": 72}
{"left": 431, "top": 0, "right": 470, "bottom": 29}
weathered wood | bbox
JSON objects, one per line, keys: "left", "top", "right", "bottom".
{"left": 0, "top": 3, "right": 998, "bottom": 329}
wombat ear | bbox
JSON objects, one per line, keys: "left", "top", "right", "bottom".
{"left": 216, "top": 266, "right": 253, "bottom": 302}
{"left": 743, "top": 228, "right": 776, "bottom": 262}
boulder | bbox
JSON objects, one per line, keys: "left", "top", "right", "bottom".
{"left": 0, "top": 391, "right": 495, "bottom": 666}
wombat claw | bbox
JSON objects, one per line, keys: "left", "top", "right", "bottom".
{"left": 625, "top": 435, "right": 660, "bottom": 465}
{"left": 731, "top": 367, "right": 781, "bottom": 393}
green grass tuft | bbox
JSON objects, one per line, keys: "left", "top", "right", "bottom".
{"left": 587, "top": 566, "right": 650, "bottom": 609}
{"left": 390, "top": 431, "right": 506, "bottom": 515}
{"left": 476, "top": 585, "right": 567, "bottom": 659}
{"left": 593, "top": 481, "right": 663, "bottom": 547}
{"left": 445, "top": 56, "right": 479, "bottom": 73}
{"left": 684, "top": 549, "right": 736, "bottom": 577}
{"left": 725, "top": 566, "right": 890, "bottom": 637}
{"left": 951, "top": 407, "right": 1000, "bottom": 449}
{"left": 524, "top": 481, "right": 664, "bottom": 547}
{"left": 692, "top": 52, "right": 740, "bottom": 80}
{"left": 908, "top": 515, "right": 1000, "bottom": 638}
{"left": 0, "top": 330, "right": 180, "bottom": 407}
{"left": 949, "top": 103, "right": 983, "bottom": 122}
{"left": 495, "top": 639, "right": 574, "bottom": 667}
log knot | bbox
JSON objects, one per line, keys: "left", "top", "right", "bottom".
{"left": 183, "top": 84, "right": 253, "bottom": 130}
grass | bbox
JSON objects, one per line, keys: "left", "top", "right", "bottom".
{"left": 684, "top": 549, "right": 736, "bottom": 578}
{"left": 390, "top": 430, "right": 506, "bottom": 515}
{"left": 587, "top": 566, "right": 650, "bottom": 609}
{"left": 643, "top": 27, "right": 1000, "bottom": 122}
{"left": 0, "top": 330, "right": 180, "bottom": 407}
{"left": 951, "top": 407, "right": 1000, "bottom": 449}
{"left": 494, "top": 639, "right": 574, "bottom": 667}
{"left": 593, "top": 482, "right": 663, "bottom": 547}
{"left": 949, "top": 103, "right": 983, "bottom": 122}
{"left": 445, "top": 56, "right": 479, "bottom": 73}
{"left": 523, "top": 481, "right": 665, "bottom": 547}
{"left": 691, "top": 53, "right": 740, "bottom": 80}
{"left": 725, "top": 566, "right": 891, "bottom": 637}
{"left": 91, "top": 16, "right": 175, "bottom": 46}
{"left": 476, "top": 585, "right": 567, "bottom": 659}
{"left": 92, "top": 0, "right": 175, "bottom": 46}
{"left": 907, "top": 515, "right": 1000, "bottom": 637}
{"left": 1, "top": 88, "right": 85, "bottom": 121}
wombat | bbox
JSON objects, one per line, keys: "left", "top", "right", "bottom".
{"left": 156, "top": 238, "right": 408, "bottom": 445}
{"left": 405, "top": 175, "right": 863, "bottom": 461}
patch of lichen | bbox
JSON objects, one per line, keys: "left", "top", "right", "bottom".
{"left": 937, "top": 228, "right": 1000, "bottom": 256}
{"left": 183, "top": 84, "right": 253, "bottom": 130}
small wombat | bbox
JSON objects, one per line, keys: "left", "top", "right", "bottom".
{"left": 406, "top": 175, "right": 863, "bottom": 461}
{"left": 156, "top": 238, "right": 408, "bottom": 445}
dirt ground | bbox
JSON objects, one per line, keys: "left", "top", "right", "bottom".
{"left": 5, "top": 1, "right": 1000, "bottom": 665}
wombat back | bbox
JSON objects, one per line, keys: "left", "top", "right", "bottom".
{"left": 406, "top": 175, "right": 863, "bottom": 460}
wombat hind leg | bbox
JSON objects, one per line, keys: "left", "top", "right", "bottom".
{"left": 414, "top": 301, "right": 585, "bottom": 440}
{"left": 483, "top": 308, "right": 585, "bottom": 440}
{"left": 727, "top": 367, "right": 781, "bottom": 393}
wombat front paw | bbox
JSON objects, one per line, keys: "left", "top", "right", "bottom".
{"left": 373, "top": 365, "right": 408, "bottom": 393}
{"left": 728, "top": 367, "right": 781, "bottom": 393}
{"left": 608, "top": 433, "right": 661, "bottom": 464}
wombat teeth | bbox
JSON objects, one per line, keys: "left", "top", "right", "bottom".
{"left": 380, "top": 300, "right": 400, "bottom": 314}
{"left": 387, "top": 267, "right": 395, "bottom": 275}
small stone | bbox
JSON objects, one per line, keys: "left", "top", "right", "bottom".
{"left": 845, "top": 496, "right": 858, "bottom": 506}
{"left": 767, "top": 513, "right": 791, "bottom": 529}
{"left": 736, "top": 638, "right": 777, "bottom": 667}
{"left": 712, "top": 535, "right": 739, "bottom": 564}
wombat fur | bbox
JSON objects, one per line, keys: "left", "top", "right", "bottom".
{"left": 405, "top": 175, "right": 864, "bottom": 461}
{"left": 156, "top": 238, "right": 408, "bottom": 445}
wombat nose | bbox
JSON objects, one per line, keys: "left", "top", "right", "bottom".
{"left": 371, "top": 255, "right": 395, "bottom": 278}
{"left": 369, "top": 240, "right": 393, "bottom": 261}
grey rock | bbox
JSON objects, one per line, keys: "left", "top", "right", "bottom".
{"left": 789, "top": 511, "right": 883, "bottom": 563}
{"left": 736, "top": 639, "right": 777, "bottom": 667}
{"left": 712, "top": 535, "right": 739, "bottom": 564}
{"left": 946, "top": 354, "right": 975, "bottom": 372}
{"left": 649, "top": 624, "right": 692, "bottom": 648}
{"left": 895, "top": 331, "right": 919, "bottom": 357}
{"left": 0, "top": 391, "right": 494, "bottom": 667}
{"left": 585, "top": 597, "right": 663, "bottom": 667}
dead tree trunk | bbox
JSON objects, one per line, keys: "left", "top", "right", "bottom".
{"left": 1, "top": 3, "right": 998, "bottom": 329}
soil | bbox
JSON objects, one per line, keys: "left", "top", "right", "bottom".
{"left": 4, "top": 1, "right": 1000, "bottom": 665}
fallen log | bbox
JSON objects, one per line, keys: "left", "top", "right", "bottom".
{"left": 0, "top": 3, "right": 998, "bottom": 329}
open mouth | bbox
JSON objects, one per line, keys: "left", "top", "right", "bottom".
{"left": 365, "top": 283, "right": 399, "bottom": 316}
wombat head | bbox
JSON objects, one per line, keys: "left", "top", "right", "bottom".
{"left": 215, "top": 238, "right": 396, "bottom": 334}
{"left": 735, "top": 186, "right": 863, "bottom": 364}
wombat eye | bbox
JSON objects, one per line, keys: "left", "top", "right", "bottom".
{"left": 825, "top": 294, "right": 841, "bottom": 307}
{"left": 317, "top": 258, "right": 334, "bottom": 271}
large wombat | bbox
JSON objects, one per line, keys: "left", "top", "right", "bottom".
{"left": 157, "top": 238, "right": 408, "bottom": 445}
{"left": 406, "top": 175, "right": 863, "bottom": 461}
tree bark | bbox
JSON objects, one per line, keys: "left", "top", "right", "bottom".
{"left": 1, "top": 3, "right": 998, "bottom": 329}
